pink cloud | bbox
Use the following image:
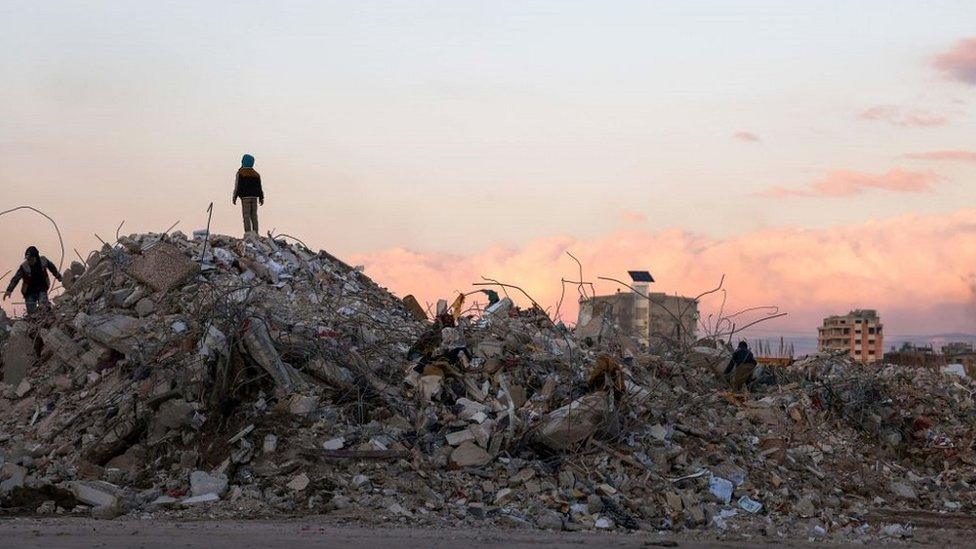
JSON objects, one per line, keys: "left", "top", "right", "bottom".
{"left": 732, "top": 131, "right": 760, "bottom": 142}
{"left": 858, "top": 105, "right": 947, "bottom": 127}
{"left": 757, "top": 168, "right": 941, "bottom": 198}
{"left": 903, "top": 150, "right": 976, "bottom": 162}
{"left": 933, "top": 38, "right": 976, "bottom": 85}
{"left": 350, "top": 208, "right": 976, "bottom": 336}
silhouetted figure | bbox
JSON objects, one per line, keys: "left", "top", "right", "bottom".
{"left": 724, "top": 341, "right": 758, "bottom": 390}
{"left": 725, "top": 341, "right": 757, "bottom": 375}
{"left": 233, "top": 154, "right": 264, "bottom": 235}
{"left": 3, "top": 246, "right": 62, "bottom": 314}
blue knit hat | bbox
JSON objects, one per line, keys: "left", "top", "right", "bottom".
{"left": 241, "top": 154, "right": 255, "bottom": 168}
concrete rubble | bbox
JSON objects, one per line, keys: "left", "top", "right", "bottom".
{"left": 0, "top": 231, "right": 974, "bottom": 543}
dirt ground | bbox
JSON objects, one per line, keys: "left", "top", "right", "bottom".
{"left": 0, "top": 517, "right": 961, "bottom": 549}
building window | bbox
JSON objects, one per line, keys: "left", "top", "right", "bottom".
{"left": 868, "top": 350, "right": 875, "bottom": 355}
{"left": 843, "top": 328, "right": 850, "bottom": 334}
{"left": 855, "top": 319, "right": 862, "bottom": 324}
{"left": 868, "top": 327, "right": 876, "bottom": 335}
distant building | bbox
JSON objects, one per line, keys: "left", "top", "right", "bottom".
{"left": 884, "top": 343, "right": 945, "bottom": 368}
{"left": 943, "top": 341, "right": 974, "bottom": 356}
{"left": 943, "top": 342, "right": 976, "bottom": 375}
{"left": 577, "top": 270, "right": 698, "bottom": 349}
{"left": 817, "top": 309, "right": 884, "bottom": 364}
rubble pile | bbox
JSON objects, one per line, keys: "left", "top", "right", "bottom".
{"left": 0, "top": 232, "right": 974, "bottom": 542}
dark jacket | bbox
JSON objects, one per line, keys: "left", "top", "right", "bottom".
{"left": 7, "top": 257, "right": 61, "bottom": 296}
{"left": 724, "top": 347, "right": 757, "bottom": 376}
{"left": 234, "top": 168, "right": 264, "bottom": 200}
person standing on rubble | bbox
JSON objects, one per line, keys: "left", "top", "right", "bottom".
{"left": 233, "top": 153, "right": 264, "bottom": 236}
{"left": 3, "top": 246, "right": 62, "bottom": 314}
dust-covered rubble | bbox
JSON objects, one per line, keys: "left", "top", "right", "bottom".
{"left": 0, "top": 231, "right": 974, "bottom": 544}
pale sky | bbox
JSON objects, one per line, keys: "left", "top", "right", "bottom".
{"left": 2, "top": 1, "right": 975, "bottom": 337}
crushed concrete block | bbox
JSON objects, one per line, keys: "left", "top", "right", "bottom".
{"left": 322, "top": 437, "right": 344, "bottom": 450}
{"left": 288, "top": 394, "right": 318, "bottom": 415}
{"left": 243, "top": 319, "right": 304, "bottom": 393}
{"left": 41, "top": 327, "right": 86, "bottom": 366}
{"left": 287, "top": 472, "right": 310, "bottom": 491}
{"left": 181, "top": 493, "right": 220, "bottom": 505}
{"left": 450, "top": 441, "right": 491, "bottom": 468}
{"left": 401, "top": 295, "right": 428, "bottom": 321}
{"left": 890, "top": 481, "right": 918, "bottom": 500}
{"left": 122, "top": 286, "right": 145, "bottom": 308}
{"left": 125, "top": 242, "right": 200, "bottom": 292}
{"left": 0, "top": 464, "right": 26, "bottom": 494}
{"left": 532, "top": 392, "right": 610, "bottom": 451}
{"left": 134, "top": 298, "right": 156, "bottom": 317}
{"left": 156, "top": 399, "right": 195, "bottom": 429}
{"left": 70, "top": 480, "right": 121, "bottom": 508}
{"left": 446, "top": 429, "right": 475, "bottom": 446}
{"left": 190, "top": 471, "right": 228, "bottom": 497}
{"left": 2, "top": 322, "right": 34, "bottom": 386}
{"left": 91, "top": 503, "right": 121, "bottom": 520}
{"left": 75, "top": 313, "right": 144, "bottom": 357}
{"left": 14, "top": 379, "right": 32, "bottom": 398}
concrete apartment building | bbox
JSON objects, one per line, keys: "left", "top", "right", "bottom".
{"left": 817, "top": 309, "right": 884, "bottom": 364}
{"left": 577, "top": 271, "right": 698, "bottom": 350}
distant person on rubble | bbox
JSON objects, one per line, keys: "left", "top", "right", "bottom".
{"left": 3, "top": 246, "right": 62, "bottom": 315}
{"left": 232, "top": 153, "right": 264, "bottom": 236}
{"left": 724, "top": 341, "right": 758, "bottom": 390}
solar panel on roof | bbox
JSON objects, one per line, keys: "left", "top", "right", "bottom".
{"left": 627, "top": 270, "right": 655, "bottom": 282}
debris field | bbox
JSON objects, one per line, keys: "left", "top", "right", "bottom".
{"left": 1, "top": 231, "right": 975, "bottom": 543}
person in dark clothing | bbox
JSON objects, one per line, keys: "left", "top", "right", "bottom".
{"left": 232, "top": 153, "right": 264, "bottom": 235}
{"left": 3, "top": 246, "right": 62, "bottom": 314}
{"left": 725, "top": 341, "right": 757, "bottom": 376}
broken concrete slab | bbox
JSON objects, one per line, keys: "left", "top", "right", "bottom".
{"left": 74, "top": 313, "right": 144, "bottom": 357}
{"left": 532, "top": 392, "right": 610, "bottom": 451}
{"left": 69, "top": 480, "right": 121, "bottom": 508}
{"left": 2, "top": 322, "right": 34, "bottom": 386}
{"left": 189, "top": 471, "right": 228, "bottom": 497}
{"left": 450, "top": 441, "right": 491, "bottom": 468}
{"left": 125, "top": 241, "right": 200, "bottom": 292}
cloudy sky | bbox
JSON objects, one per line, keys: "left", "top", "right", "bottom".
{"left": 2, "top": 1, "right": 975, "bottom": 339}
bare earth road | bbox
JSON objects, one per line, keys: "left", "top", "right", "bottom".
{"left": 0, "top": 518, "right": 919, "bottom": 548}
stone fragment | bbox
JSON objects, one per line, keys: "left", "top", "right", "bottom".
{"left": 91, "top": 503, "right": 121, "bottom": 520}
{"left": 450, "top": 441, "right": 491, "bottom": 468}
{"left": 134, "top": 298, "right": 156, "bottom": 317}
{"left": 889, "top": 481, "right": 917, "bottom": 501}
{"left": 287, "top": 473, "right": 310, "bottom": 491}
{"left": 181, "top": 493, "right": 220, "bottom": 505}
{"left": 2, "top": 322, "right": 34, "bottom": 385}
{"left": 445, "top": 429, "right": 475, "bottom": 446}
{"left": 74, "top": 313, "right": 144, "bottom": 357}
{"left": 494, "top": 487, "right": 514, "bottom": 506}
{"left": 288, "top": 394, "right": 318, "bottom": 415}
{"left": 190, "top": 470, "right": 228, "bottom": 497}
{"left": 70, "top": 480, "right": 121, "bottom": 508}
{"left": 15, "top": 379, "right": 32, "bottom": 398}
{"left": 322, "top": 437, "right": 344, "bottom": 450}
{"left": 532, "top": 392, "right": 610, "bottom": 450}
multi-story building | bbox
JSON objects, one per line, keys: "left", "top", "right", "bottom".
{"left": 817, "top": 309, "right": 884, "bottom": 364}
{"left": 577, "top": 271, "right": 698, "bottom": 350}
